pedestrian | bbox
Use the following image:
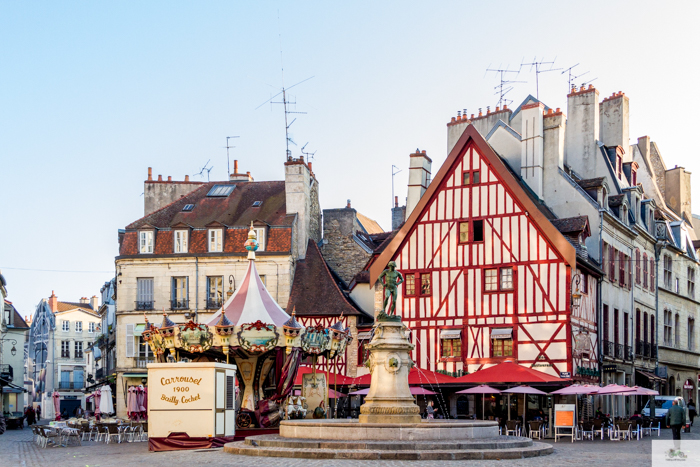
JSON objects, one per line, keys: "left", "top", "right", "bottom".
{"left": 26, "top": 406, "right": 35, "bottom": 426}
{"left": 688, "top": 399, "right": 696, "bottom": 427}
{"left": 426, "top": 400, "right": 435, "bottom": 419}
{"left": 595, "top": 407, "right": 604, "bottom": 419}
{"left": 36, "top": 405, "right": 41, "bottom": 421}
{"left": 666, "top": 399, "right": 685, "bottom": 451}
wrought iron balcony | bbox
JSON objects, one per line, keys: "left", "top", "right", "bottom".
{"left": 615, "top": 343, "right": 624, "bottom": 360}
{"left": 625, "top": 345, "right": 633, "bottom": 362}
{"left": 635, "top": 340, "right": 644, "bottom": 356}
{"left": 135, "top": 300, "right": 155, "bottom": 311}
{"left": 603, "top": 340, "right": 614, "bottom": 357}
{"left": 206, "top": 298, "right": 223, "bottom": 309}
{"left": 170, "top": 299, "right": 189, "bottom": 310}
{"left": 58, "top": 381, "right": 84, "bottom": 390}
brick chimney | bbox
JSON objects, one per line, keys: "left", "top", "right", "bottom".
{"left": 406, "top": 149, "right": 432, "bottom": 217}
{"left": 229, "top": 160, "right": 254, "bottom": 182}
{"left": 48, "top": 291, "right": 58, "bottom": 312}
{"left": 391, "top": 195, "right": 406, "bottom": 230}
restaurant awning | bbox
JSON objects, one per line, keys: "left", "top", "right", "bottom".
{"left": 454, "top": 361, "right": 566, "bottom": 384}
{"left": 490, "top": 328, "right": 513, "bottom": 340}
{"left": 123, "top": 373, "right": 147, "bottom": 378}
{"left": 636, "top": 369, "right": 664, "bottom": 382}
{"left": 132, "top": 324, "right": 147, "bottom": 337}
{"left": 440, "top": 329, "right": 462, "bottom": 339}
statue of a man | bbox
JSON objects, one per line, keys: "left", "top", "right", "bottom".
{"left": 378, "top": 261, "right": 404, "bottom": 315}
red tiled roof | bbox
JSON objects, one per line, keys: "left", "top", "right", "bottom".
{"left": 287, "top": 240, "right": 368, "bottom": 317}
{"left": 454, "top": 361, "right": 565, "bottom": 384}
{"left": 55, "top": 301, "right": 93, "bottom": 312}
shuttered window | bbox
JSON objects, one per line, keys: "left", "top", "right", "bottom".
{"left": 226, "top": 376, "right": 235, "bottom": 409}
{"left": 125, "top": 323, "right": 135, "bottom": 358}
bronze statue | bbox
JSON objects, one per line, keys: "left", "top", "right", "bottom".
{"left": 378, "top": 261, "right": 404, "bottom": 319}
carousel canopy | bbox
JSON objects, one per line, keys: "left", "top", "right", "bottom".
{"left": 207, "top": 259, "right": 290, "bottom": 327}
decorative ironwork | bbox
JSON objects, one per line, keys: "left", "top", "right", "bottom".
{"left": 603, "top": 340, "right": 614, "bottom": 357}
{"left": 615, "top": 343, "right": 624, "bottom": 360}
{"left": 206, "top": 298, "right": 223, "bottom": 309}
{"left": 135, "top": 301, "right": 155, "bottom": 311}
{"left": 170, "top": 299, "right": 189, "bottom": 310}
{"left": 624, "top": 345, "right": 633, "bottom": 361}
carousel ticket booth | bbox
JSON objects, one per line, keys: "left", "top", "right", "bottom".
{"left": 148, "top": 362, "right": 237, "bottom": 438}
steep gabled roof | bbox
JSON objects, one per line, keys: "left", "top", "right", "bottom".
{"left": 288, "top": 240, "right": 370, "bottom": 317}
{"left": 551, "top": 216, "right": 590, "bottom": 236}
{"left": 369, "top": 124, "right": 576, "bottom": 285}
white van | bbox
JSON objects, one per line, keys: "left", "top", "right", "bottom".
{"left": 641, "top": 396, "right": 690, "bottom": 426}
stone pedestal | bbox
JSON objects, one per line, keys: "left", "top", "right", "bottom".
{"left": 358, "top": 319, "right": 421, "bottom": 424}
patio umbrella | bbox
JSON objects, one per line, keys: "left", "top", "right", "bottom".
{"left": 596, "top": 384, "right": 632, "bottom": 421}
{"left": 52, "top": 392, "right": 61, "bottom": 421}
{"left": 94, "top": 389, "right": 101, "bottom": 421}
{"left": 550, "top": 384, "right": 600, "bottom": 423}
{"left": 142, "top": 386, "right": 148, "bottom": 420}
{"left": 349, "top": 388, "right": 369, "bottom": 396}
{"left": 328, "top": 388, "right": 347, "bottom": 399}
{"left": 349, "top": 387, "right": 438, "bottom": 396}
{"left": 502, "top": 385, "right": 548, "bottom": 427}
{"left": 100, "top": 385, "right": 114, "bottom": 415}
{"left": 619, "top": 386, "right": 659, "bottom": 396}
{"left": 456, "top": 385, "right": 502, "bottom": 420}
{"left": 126, "top": 386, "right": 135, "bottom": 420}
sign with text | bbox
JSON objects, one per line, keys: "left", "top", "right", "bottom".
{"left": 150, "top": 368, "right": 213, "bottom": 411}
{"left": 554, "top": 404, "right": 576, "bottom": 428}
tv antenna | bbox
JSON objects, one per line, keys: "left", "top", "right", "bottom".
{"left": 225, "top": 136, "right": 239, "bottom": 177}
{"left": 194, "top": 159, "right": 213, "bottom": 182}
{"left": 520, "top": 56, "right": 562, "bottom": 99}
{"left": 561, "top": 64, "right": 597, "bottom": 91}
{"left": 485, "top": 64, "right": 526, "bottom": 108}
{"left": 301, "top": 142, "right": 316, "bottom": 163}
{"left": 392, "top": 165, "right": 402, "bottom": 208}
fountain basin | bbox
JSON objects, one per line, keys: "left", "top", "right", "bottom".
{"left": 279, "top": 418, "right": 499, "bottom": 440}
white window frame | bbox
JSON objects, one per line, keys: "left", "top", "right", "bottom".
{"left": 75, "top": 321, "right": 83, "bottom": 333}
{"left": 88, "top": 322, "right": 95, "bottom": 334}
{"left": 174, "top": 230, "right": 188, "bottom": 253}
{"left": 62, "top": 320, "right": 70, "bottom": 332}
{"left": 74, "top": 341, "right": 83, "bottom": 358}
{"left": 254, "top": 227, "right": 266, "bottom": 251}
{"left": 209, "top": 229, "right": 223, "bottom": 252}
{"left": 139, "top": 230, "right": 154, "bottom": 254}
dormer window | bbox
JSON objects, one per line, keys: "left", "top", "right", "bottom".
{"left": 139, "top": 231, "right": 154, "bottom": 254}
{"left": 631, "top": 167, "right": 637, "bottom": 186}
{"left": 254, "top": 227, "right": 266, "bottom": 251}
{"left": 208, "top": 229, "right": 223, "bottom": 252}
{"left": 174, "top": 230, "right": 188, "bottom": 253}
{"left": 616, "top": 154, "right": 623, "bottom": 179}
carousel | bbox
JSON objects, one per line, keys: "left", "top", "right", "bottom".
{"left": 142, "top": 223, "right": 351, "bottom": 429}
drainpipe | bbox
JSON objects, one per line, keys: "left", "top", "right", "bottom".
{"left": 598, "top": 208, "right": 606, "bottom": 415}
{"left": 195, "top": 257, "right": 199, "bottom": 323}
{"left": 630, "top": 243, "right": 636, "bottom": 417}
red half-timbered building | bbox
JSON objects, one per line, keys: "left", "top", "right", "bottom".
{"left": 369, "top": 125, "right": 578, "bottom": 379}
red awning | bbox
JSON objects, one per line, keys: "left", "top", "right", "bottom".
{"left": 293, "top": 366, "right": 359, "bottom": 386}
{"left": 454, "top": 362, "right": 566, "bottom": 384}
{"left": 352, "top": 368, "right": 457, "bottom": 386}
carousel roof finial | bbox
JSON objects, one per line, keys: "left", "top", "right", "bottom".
{"left": 330, "top": 312, "right": 345, "bottom": 332}
{"left": 161, "top": 308, "right": 176, "bottom": 328}
{"left": 245, "top": 221, "right": 259, "bottom": 261}
{"left": 283, "top": 306, "right": 302, "bottom": 330}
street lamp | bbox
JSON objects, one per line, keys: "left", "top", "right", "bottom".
{"left": 571, "top": 274, "right": 582, "bottom": 311}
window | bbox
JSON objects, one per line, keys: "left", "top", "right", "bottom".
{"left": 463, "top": 170, "right": 481, "bottom": 185}
{"left": 171, "top": 277, "right": 188, "bottom": 309}
{"left": 138, "top": 336, "right": 154, "bottom": 358}
{"left": 209, "top": 229, "right": 223, "bottom": 252}
{"left": 420, "top": 273, "right": 431, "bottom": 296}
{"left": 492, "top": 338, "right": 513, "bottom": 357}
{"left": 404, "top": 274, "right": 416, "bottom": 296}
{"left": 74, "top": 341, "right": 83, "bottom": 359}
{"left": 635, "top": 249, "right": 641, "bottom": 285}
{"left": 62, "top": 320, "right": 70, "bottom": 332}
{"left": 473, "top": 220, "right": 484, "bottom": 242}
{"left": 75, "top": 321, "right": 82, "bottom": 333}
{"left": 174, "top": 230, "right": 188, "bottom": 253}
{"left": 614, "top": 308, "right": 619, "bottom": 345}
{"left": 139, "top": 230, "right": 153, "bottom": 254}
{"left": 643, "top": 254, "right": 649, "bottom": 289}
{"left": 136, "top": 278, "right": 154, "bottom": 310}
{"left": 651, "top": 315, "right": 655, "bottom": 347}
{"left": 206, "top": 276, "right": 224, "bottom": 309}
{"left": 644, "top": 312, "right": 649, "bottom": 343}
{"left": 616, "top": 154, "right": 622, "bottom": 179}
{"left": 635, "top": 309, "right": 641, "bottom": 344}
{"left": 485, "top": 269, "right": 498, "bottom": 292}
{"left": 207, "top": 185, "right": 235, "bottom": 197}
{"left": 651, "top": 259, "right": 656, "bottom": 291}
{"left": 688, "top": 268, "right": 696, "bottom": 299}
{"left": 252, "top": 201, "right": 262, "bottom": 207}
{"left": 624, "top": 312, "right": 629, "bottom": 348}
{"left": 441, "top": 337, "right": 462, "bottom": 358}
{"left": 675, "top": 313, "right": 680, "bottom": 348}
{"left": 61, "top": 341, "right": 70, "bottom": 358}
{"left": 675, "top": 278, "right": 680, "bottom": 294}
{"left": 459, "top": 222, "right": 469, "bottom": 243}
{"left": 500, "top": 268, "right": 514, "bottom": 290}
{"left": 254, "top": 227, "right": 266, "bottom": 251}
{"left": 88, "top": 322, "right": 96, "bottom": 333}
{"left": 631, "top": 168, "right": 637, "bottom": 186}
{"left": 619, "top": 251, "right": 626, "bottom": 288}
{"left": 608, "top": 245, "right": 616, "bottom": 282}
{"left": 182, "top": 204, "right": 194, "bottom": 212}
{"left": 663, "top": 254, "right": 673, "bottom": 289}
{"left": 259, "top": 275, "right": 266, "bottom": 286}
{"left": 689, "top": 318, "right": 695, "bottom": 351}
{"left": 663, "top": 310, "right": 673, "bottom": 346}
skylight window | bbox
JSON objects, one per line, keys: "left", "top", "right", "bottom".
{"left": 207, "top": 185, "right": 235, "bottom": 197}
{"left": 182, "top": 204, "right": 194, "bottom": 212}
{"left": 252, "top": 201, "right": 262, "bottom": 207}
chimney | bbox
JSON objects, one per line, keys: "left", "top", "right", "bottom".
{"left": 665, "top": 166, "right": 693, "bottom": 221}
{"left": 167, "top": 176, "right": 172, "bottom": 182}
{"left": 346, "top": 199, "right": 351, "bottom": 208}
{"left": 543, "top": 108, "right": 567, "bottom": 187}
{"left": 185, "top": 175, "right": 189, "bottom": 182}
{"left": 147, "top": 167, "right": 152, "bottom": 181}
{"left": 637, "top": 136, "right": 651, "bottom": 161}
{"left": 229, "top": 160, "right": 254, "bottom": 182}
{"left": 79, "top": 297, "right": 88, "bottom": 304}
{"left": 394, "top": 196, "right": 398, "bottom": 207}
{"left": 391, "top": 196, "right": 406, "bottom": 231}
{"left": 158, "top": 174, "right": 163, "bottom": 181}
{"left": 234, "top": 160, "right": 239, "bottom": 174}
{"left": 285, "top": 157, "right": 321, "bottom": 259}
{"left": 90, "top": 295, "right": 99, "bottom": 311}
{"left": 520, "top": 102, "right": 545, "bottom": 199}
{"left": 600, "top": 92, "right": 630, "bottom": 159}
{"left": 565, "top": 85, "right": 600, "bottom": 177}
{"left": 49, "top": 291, "right": 58, "bottom": 312}
{"left": 406, "top": 148, "right": 432, "bottom": 217}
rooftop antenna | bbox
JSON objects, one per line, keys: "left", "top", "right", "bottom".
{"left": 193, "top": 159, "right": 213, "bottom": 182}
{"left": 301, "top": 142, "right": 316, "bottom": 163}
{"left": 520, "top": 56, "right": 562, "bottom": 99}
{"left": 485, "top": 64, "right": 526, "bottom": 108}
{"left": 255, "top": 11, "right": 313, "bottom": 160}
{"left": 225, "top": 136, "right": 239, "bottom": 177}
{"left": 392, "top": 165, "right": 402, "bottom": 209}
{"left": 561, "top": 64, "right": 597, "bottom": 92}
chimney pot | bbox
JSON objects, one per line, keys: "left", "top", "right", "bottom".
{"left": 308, "top": 162, "right": 313, "bottom": 172}
{"left": 394, "top": 195, "right": 398, "bottom": 207}
{"left": 246, "top": 171, "right": 251, "bottom": 177}
{"left": 346, "top": 199, "right": 351, "bottom": 208}
{"left": 495, "top": 106, "right": 500, "bottom": 112}
{"left": 487, "top": 106, "right": 491, "bottom": 114}
{"left": 471, "top": 114, "right": 475, "bottom": 119}
{"left": 158, "top": 175, "right": 162, "bottom": 181}
{"left": 503, "top": 104, "right": 508, "bottom": 110}
{"left": 167, "top": 176, "right": 172, "bottom": 182}
{"left": 451, "top": 117, "right": 456, "bottom": 123}
{"left": 457, "top": 111, "right": 461, "bottom": 117}
{"left": 300, "top": 155, "right": 304, "bottom": 162}
{"left": 148, "top": 167, "right": 152, "bottom": 181}
{"left": 548, "top": 108, "right": 553, "bottom": 114}
{"left": 185, "top": 175, "right": 189, "bottom": 182}
{"left": 421, "top": 150, "right": 426, "bottom": 154}
{"left": 556, "top": 107, "right": 561, "bottom": 113}
{"left": 234, "top": 160, "right": 238, "bottom": 174}
{"left": 588, "top": 84, "right": 594, "bottom": 90}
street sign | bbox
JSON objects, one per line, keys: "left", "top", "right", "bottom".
{"left": 559, "top": 371, "right": 571, "bottom": 378}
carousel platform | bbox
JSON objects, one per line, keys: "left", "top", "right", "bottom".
{"left": 224, "top": 432, "right": 552, "bottom": 460}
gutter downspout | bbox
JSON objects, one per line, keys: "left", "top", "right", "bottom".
{"left": 598, "top": 208, "right": 605, "bottom": 415}
{"left": 195, "top": 257, "right": 199, "bottom": 323}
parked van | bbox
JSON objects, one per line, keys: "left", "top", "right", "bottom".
{"left": 641, "top": 396, "right": 690, "bottom": 427}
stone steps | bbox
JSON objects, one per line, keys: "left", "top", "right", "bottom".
{"left": 223, "top": 435, "right": 553, "bottom": 460}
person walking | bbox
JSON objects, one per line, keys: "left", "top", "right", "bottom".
{"left": 688, "top": 399, "right": 696, "bottom": 427}
{"left": 426, "top": 400, "right": 435, "bottom": 419}
{"left": 667, "top": 399, "right": 685, "bottom": 451}
{"left": 35, "top": 405, "right": 41, "bottom": 421}
{"left": 26, "top": 406, "right": 36, "bottom": 426}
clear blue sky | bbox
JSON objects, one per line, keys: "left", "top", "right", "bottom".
{"left": 2, "top": 1, "right": 699, "bottom": 317}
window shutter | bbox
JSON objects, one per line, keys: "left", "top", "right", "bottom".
{"left": 125, "top": 323, "right": 135, "bottom": 358}
{"left": 226, "top": 376, "right": 234, "bottom": 409}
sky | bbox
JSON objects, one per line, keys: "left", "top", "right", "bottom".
{"left": 2, "top": 1, "right": 699, "bottom": 317}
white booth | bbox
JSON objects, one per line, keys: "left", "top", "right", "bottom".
{"left": 148, "top": 362, "right": 237, "bottom": 438}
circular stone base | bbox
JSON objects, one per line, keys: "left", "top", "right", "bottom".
{"left": 223, "top": 434, "right": 553, "bottom": 460}
{"left": 279, "top": 418, "right": 499, "bottom": 441}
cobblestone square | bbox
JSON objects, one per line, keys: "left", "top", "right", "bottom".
{"left": 3, "top": 424, "right": 698, "bottom": 467}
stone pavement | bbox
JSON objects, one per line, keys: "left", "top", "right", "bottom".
{"left": 2, "top": 423, "right": 697, "bottom": 466}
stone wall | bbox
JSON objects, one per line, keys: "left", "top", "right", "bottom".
{"left": 321, "top": 208, "right": 370, "bottom": 285}
{"left": 144, "top": 179, "right": 203, "bottom": 216}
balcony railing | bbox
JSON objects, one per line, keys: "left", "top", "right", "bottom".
{"left": 206, "top": 298, "right": 223, "bottom": 309}
{"left": 135, "top": 300, "right": 155, "bottom": 311}
{"left": 61, "top": 351, "right": 70, "bottom": 358}
{"left": 615, "top": 343, "right": 624, "bottom": 360}
{"left": 135, "top": 357, "right": 154, "bottom": 368}
{"left": 603, "top": 340, "right": 614, "bottom": 358}
{"left": 635, "top": 340, "right": 644, "bottom": 356}
{"left": 170, "top": 299, "right": 189, "bottom": 310}
{"left": 58, "top": 381, "right": 84, "bottom": 390}
{"left": 625, "top": 345, "right": 633, "bottom": 361}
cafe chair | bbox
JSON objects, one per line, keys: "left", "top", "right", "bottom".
{"left": 505, "top": 420, "right": 521, "bottom": 437}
